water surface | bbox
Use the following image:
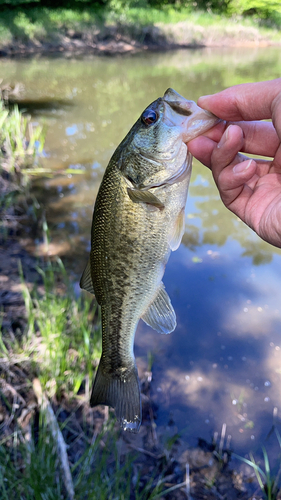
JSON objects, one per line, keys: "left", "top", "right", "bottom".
{"left": 2, "top": 46, "right": 281, "bottom": 455}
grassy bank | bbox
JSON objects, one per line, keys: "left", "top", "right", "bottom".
{"left": 0, "top": 5, "right": 280, "bottom": 55}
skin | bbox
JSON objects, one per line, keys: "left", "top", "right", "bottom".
{"left": 187, "top": 78, "right": 281, "bottom": 248}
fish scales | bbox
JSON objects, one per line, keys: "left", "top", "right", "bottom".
{"left": 92, "top": 163, "right": 177, "bottom": 363}
{"left": 80, "top": 89, "right": 220, "bottom": 432}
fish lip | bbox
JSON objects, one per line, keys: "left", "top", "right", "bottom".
{"left": 161, "top": 89, "right": 220, "bottom": 141}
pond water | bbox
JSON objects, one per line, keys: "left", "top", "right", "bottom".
{"left": 2, "top": 46, "right": 281, "bottom": 456}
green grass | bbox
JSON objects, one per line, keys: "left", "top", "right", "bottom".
{"left": 233, "top": 427, "right": 281, "bottom": 500}
{"left": 0, "top": 253, "right": 188, "bottom": 499}
{"left": 0, "top": 4, "right": 280, "bottom": 47}
{"left": 1, "top": 255, "right": 101, "bottom": 399}
{"left": 0, "top": 414, "right": 167, "bottom": 499}
{"left": 0, "top": 101, "right": 46, "bottom": 177}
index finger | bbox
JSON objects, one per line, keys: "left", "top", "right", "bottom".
{"left": 198, "top": 78, "right": 281, "bottom": 122}
{"left": 199, "top": 120, "right": 279, "bottom": 158}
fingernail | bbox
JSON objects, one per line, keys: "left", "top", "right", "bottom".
{"left": 217, "top": 125, "right": 231, "bottom": 149}
{"left": 197, "top": 95, "right": 212, "bottom": 108}
{"left": 233, "top": 159, "right": 253, "bottom": 174}
{"left": 198, "top": 94, "right": 211, "bottom": 102}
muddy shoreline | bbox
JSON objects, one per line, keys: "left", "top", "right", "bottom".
{"left": 0, "top": 21, "right": 280, "bottom": 58}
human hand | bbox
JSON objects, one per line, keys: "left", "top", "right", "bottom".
{"left": 188, "top": 79, "right": 281, "bottom": 248}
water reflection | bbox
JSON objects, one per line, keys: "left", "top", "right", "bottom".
{"left": 2, "top": 47, "right": 281, "bottom": 453}
{"left": 136, "top": 245, "right": 281, "bottom": 451}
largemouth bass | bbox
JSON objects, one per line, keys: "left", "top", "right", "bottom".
{"left": 80, "top": 89, "right": 219, "bottom": 432}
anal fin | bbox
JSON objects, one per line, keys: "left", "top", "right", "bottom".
{"left": 141, "top": 282, "right": 176, "bottom": 334}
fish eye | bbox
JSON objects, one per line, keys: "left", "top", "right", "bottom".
{"left": 141, "top": 109, "right": 158, "bottom": 126}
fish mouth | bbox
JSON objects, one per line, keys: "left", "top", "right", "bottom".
{"left": 162, "top": 88, "right": 220, "bottom": 142}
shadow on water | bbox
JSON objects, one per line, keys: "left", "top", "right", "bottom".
{"left": 7, "top": 98, "right": 74, "bottom": 115}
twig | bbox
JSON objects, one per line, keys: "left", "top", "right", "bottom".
{"left": 128, "top": 444, "right": 165, "bottom": 460}
{"left": 153, "top": 481, "right": 189, "bottom": 499}
{"left": 219, "top": 423, "right": 226, "bottom": 457}
{"left": 0, "top": 378, "right": 27, "bottom": 405}
{"left": 33, "top": 378, "right": 75, "bottom": 500}
{"left": 186, "top": 462, "right": 190, "bottom": 498}
{"left": 149, "top": 404, "right": 158, "bottom": 446}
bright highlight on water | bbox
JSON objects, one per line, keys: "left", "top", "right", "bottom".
{"left": 80, "top": 88, "right": 219, "bottom": 432}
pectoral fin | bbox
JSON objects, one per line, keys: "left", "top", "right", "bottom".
{"left": 141, "top": 282, "right": 176, "bottom": 334}
{"left": 127, "top": 188, "right": 164, "bottom": 210}
{"left": 168, "top": 208, "right": 185, "bottom": 251}
{"left": 80, "top": 258, "right": 95, "bottom": 295}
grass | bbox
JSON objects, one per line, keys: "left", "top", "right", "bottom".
{"left": 0, "top": 251, "right": 184, "bottom": 499}
{"left": 1, "top": 255, "right": 101, "bottom": 399}
{"left": 0, "top": 96, "right": 46, "bottom": 241}
{"left": 0, "top": 413, "right": 167, "bottom": 499}
{"left": 233, "top": 426, "right": 281, "bottom": 499}
{"left": 0, "top": 4, "right": 280, "bottom": 48}
{"left": 0, "top": 100, "right": 46, "bottom": 179}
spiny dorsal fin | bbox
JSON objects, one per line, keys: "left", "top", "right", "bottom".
{"left": 168, "top": 208, "right": 186, "bottom": 251}
{"left": 127, "top": 187, "right": 164, "bottom": 210}
{"left": 141, "top": 282, "right": 176, "bottom": 334}
{"left": 80, "top": 258, "right": 95, "bottom": 295}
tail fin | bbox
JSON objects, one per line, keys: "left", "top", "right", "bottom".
{"left": 90, "top": 360, "right": 142, "bottom": 433}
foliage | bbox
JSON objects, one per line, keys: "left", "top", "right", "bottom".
{"left": 0, "top": 101, "right": 46, "bottom": 177}
{"left": 16, "top": 256, "right": 102, "bottom": 398}
{"left": 0, "top": 415, "right": 166, "bottom": 499}
{"left": 228, "top": 0, "right": 281, "bottom": 19}
{"left": 233, "top": 427, "right": 281, "bottom": 500}
{"left": 0, "top": 0, "right": 280, "bottom": 23}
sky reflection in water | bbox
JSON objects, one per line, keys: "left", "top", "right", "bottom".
{"left": 1, "top": 46, "right": 281, "bottom": 454}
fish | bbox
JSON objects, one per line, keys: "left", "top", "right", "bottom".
{"left": 80, "top": 88, "right": 219, "bottom": 432}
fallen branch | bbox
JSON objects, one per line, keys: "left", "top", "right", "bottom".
{"left": 33, "top": 378, "right": 75, "bottom": 500}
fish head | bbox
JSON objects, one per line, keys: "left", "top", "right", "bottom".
{"left": 118, "top": 88, "right": 220, "bottom": 189}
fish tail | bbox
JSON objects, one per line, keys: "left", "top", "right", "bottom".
{"left": 90, "top": 360, "right": 142, "bottom": 433}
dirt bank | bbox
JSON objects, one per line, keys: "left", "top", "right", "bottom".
{"left": 0, "top": 20, "right": 280, "bottom": 57}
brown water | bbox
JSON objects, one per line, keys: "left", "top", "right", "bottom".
{"left": 2, "top": 46, "right": 281, "bottom": 455}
